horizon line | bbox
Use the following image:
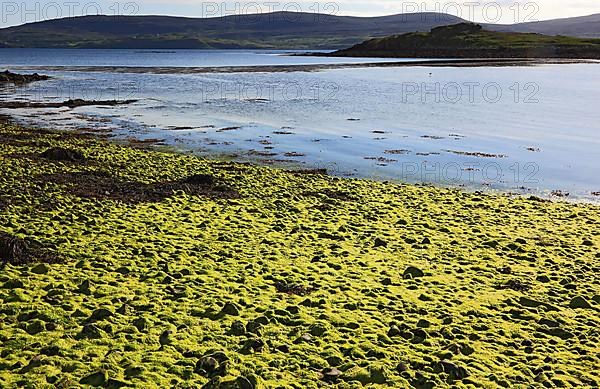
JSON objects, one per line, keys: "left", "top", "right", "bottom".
{"left": 2, "top": 10, "right": 599, "bottom": 30}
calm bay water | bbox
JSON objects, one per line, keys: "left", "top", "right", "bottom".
{"left": 2, "top": 49, "right": 600, "bottom": 199}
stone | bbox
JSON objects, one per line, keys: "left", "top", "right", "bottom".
{"left": 230, "top": 320, "right": 246, "bottom": 336}
{"left": 416, "top": 319, "right": 431, "bottom": 328}
{"left": 220, "top": 302, "right": 240, "bottom": 316}
{"left": 388, "top": 325, "right": 401, "bottom": 337}
{"left": 321, "top": 367, "right": 342, "bottom": 382}
{"left": 88, "top": 308, "right": 113, "bottom": 322}
{"left": 79, "top": 371, "right": 108, "bottom": 386}
{"left": 133, "top": 317, "right": 148, "bottom": 332}
{"left": 236, "top": 376, "right": 254, "bottom": 389}
{"left": 309, "top": 322, "right": 328, "bottom": 337}
{"left": 373, "top": 237, "right": 387, "bottom": 248}
{"left": 569, "top": 296, "right": 592, "bottom": 309}
{"left": 159, "top": 330, "right": 173, "bottom": 347}
{"left": 77, "top": 280, "right": 92, "bottom": 295}
{"left": 78, "top": 324, "right": 104, "bottom": 339}
{"left": 434, "top": 360, "right": 469, "bottom": 380}
{"left": 295, "top": 333, "right": 313, "bottom": 344}
{"left": 25, "top": 320, "right": 45, "bottom": 335}
{"left": 403, "top": 266, "right": 424, "bottom": 278}
{"left": 196, "top": 356, "right": 219, "bottom": 375}
{"left": 30, "top": 263, "right": 50, "bottom": 274}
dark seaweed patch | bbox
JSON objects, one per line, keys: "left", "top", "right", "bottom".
{"left": 37, "top": 171, "right": 238, "bottom": 204}
{"left": 286, "top": 168, "right": 328, "bottom": 176}
{"left": 498, "top": 279, "right": 531, "bottom": 292}
{"left": 0, "top": 232, "right": 59, "bottom": 266}
{"left": 40, "top": 147, "right": 86, "bottom": 162}
{"left": 275, "top": 281, "right": 315, "bottom": 296}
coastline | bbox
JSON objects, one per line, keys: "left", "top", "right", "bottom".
{"left": 7, "top": 58, "right": 600, "bottom": 75}
{"left": 1, "top": 119, "right": 599, "bottom": 387}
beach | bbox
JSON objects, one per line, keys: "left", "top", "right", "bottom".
{"left": 0, "top": 120, "right": 598, "bottom": 387}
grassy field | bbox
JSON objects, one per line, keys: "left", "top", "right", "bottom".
{"left": 0, "top": 122, "right": 598, "bottom": 388}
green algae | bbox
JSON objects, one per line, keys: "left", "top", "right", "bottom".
{"left": 0, "top": 123, "right": 599, "bottom": 388}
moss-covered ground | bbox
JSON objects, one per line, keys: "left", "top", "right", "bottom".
{"left": 0, "top": 123, "right": 598, "bottom": 388}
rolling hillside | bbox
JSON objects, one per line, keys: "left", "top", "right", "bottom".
{"left": 0, "top": 12, "right": 466, "bottom": 49}
{"left": 331, "top": 23, "right": 600, "bottom": 59}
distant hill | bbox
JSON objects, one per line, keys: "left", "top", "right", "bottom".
{"left": 331, "top": 23, "right": 600, "bottom": 59}
{"left": 0, "top": 12, "right": 466, "bottom": 49}
{"left": 494, "top": 13, "right": 600, "bottom": 38}
{"left": 1, "top": 12, "right": 599, "bottom": 49}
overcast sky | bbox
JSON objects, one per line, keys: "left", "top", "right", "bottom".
{"left": 1, "top": 0, "right": 598, "bottom": 28}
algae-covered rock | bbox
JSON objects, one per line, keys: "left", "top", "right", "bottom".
{"left": 434, "top": 359, "right": 470, "bottom": 380}
{"left": 309, "top": 322, "right": 328, "bottom": 337}
{"left": 4, "top": 290, "right": 28, "bottom": 302}
{"left": 569, "top": 296, "right": 593, "bottom": 309}
{"left": 159, "top": 330, "right": 173, "bottom": 347}
{"left": 230, "top": 320, "right": 246, "bottom": 336}
{"left": 321, "top": 367, "right": 342, "bottom": 382}
{"left": 403, "top": 266, "right": 424, "bottom": 278}
{"left": 79, "top": 370, "right": 108, "bottom": 386}
{"left": 2, "top": 279, "right": 24, "bottom": 289}
{"left": 78, "top": 323, "right": 104, "bottom": 339}
{"left": 88, "top": 308, "right": 114, "bottom": 322}
{"left": 220, "top": 302, "right": 241, "bottom": 316}
{"left": 30, "top": 263, "right": 50, "bottom": 274}
{"left": 132, "top": 317, "right": 149, "bottom": 332}
{"left": 25, "top": 320, "right": 45, "bottom": 335}
{"left": 343, "top": 364, "right": 389, "bottom": 385}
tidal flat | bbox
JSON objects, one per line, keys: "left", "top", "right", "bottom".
{"left": 0, "top": 122, "right": 598, "bottom": 388}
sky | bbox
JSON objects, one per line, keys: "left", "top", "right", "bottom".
{"left": 0, "top": 0, "right": 598, "bottom": 28}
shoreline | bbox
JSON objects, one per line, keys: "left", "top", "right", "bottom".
{"left": 7, "top": 58, "right": 600, "bottom": 75}
{"left": 4, "top": 110, "right": 599, "bottom": 204}
{"left": 1, "top": 120, "right": 599, "bottom": 387}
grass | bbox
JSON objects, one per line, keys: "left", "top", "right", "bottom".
{"left": 0, "top": 122, "right": 599, "bottom": 388}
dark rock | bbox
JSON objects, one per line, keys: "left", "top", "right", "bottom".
{"left": 40, "top": 147, "right": 85, "bottom": 162}
{"left": 88, "top": 308, "right": 113, "bottom": 322}
{"left": 373, "top": 237, "right": 387, "bottom": 248}
{"left": 412, "top": 328, "right": 428, "bottom": 343}
{"left": 0, "top": 71, "right": 50, "bottom": 84}
{"left": 196, "top": 356, "right": 219, "bottom": 375}
{"left": 569, "top": 296, "right": 592, "bottom": 309}
{"left": 536, "top": 275, "right": 551, "bottom": 283}
{"left": 184, "top": 174, "right": 214, "bottom": 186}
{"left": 396, "top": 362, "right": 409, "bottom": 373}
{"left": 133, "top": 317, "right": 148, "bottom": 332}
{"left": 79, "top": 371, "right": 107, "bottom": 386}
{"left": 159, "top": 330, "right": 173, "bottom": 347}
{"left": 25, "top": 320, "right": 45, "bottom": 335}
{"left": 242, "top": 338, "right": 265, "bottom": 353}
{"left": 220, "top": 302, "right": 241, "bottom": 316}
{"left": 78, "top": 323, "right": 104, "bottom": 339}
{"left": 236, "top": 376, "right": 254, "bottom": 389}
{"left": 309, "top": 323, "right": 328, "bottom": 337}
{"left": 434, "top": 360, "right": 469, "bottom": 380}
{"left": 124, "top": 366, "right": 144, "bottom": 378}
{"left": 416, "top": 319, "right": 431, "bottom": 328}
{"left": 388, "top": 325, "right": 402, "bottom": 337}
{"left": 403, "top": 266, "right": 424, "bottom": 278}
{"left": 321, "top": 367, "right": 342, "bottom": 382}
{"left": 77, "top": 279, "right": 92, "bottom": 295}
{"left": 30, "top": 263, "right": 50, "bottom": 274}
{"left": 230, "top": 320, "right": 246, "bottom": 336}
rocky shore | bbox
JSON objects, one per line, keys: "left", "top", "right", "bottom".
{"left": 0, "top": 121, "right": 598, "bottom": 388}
{"left": 0, "top": 70, "right": 50, "bottom": 85}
